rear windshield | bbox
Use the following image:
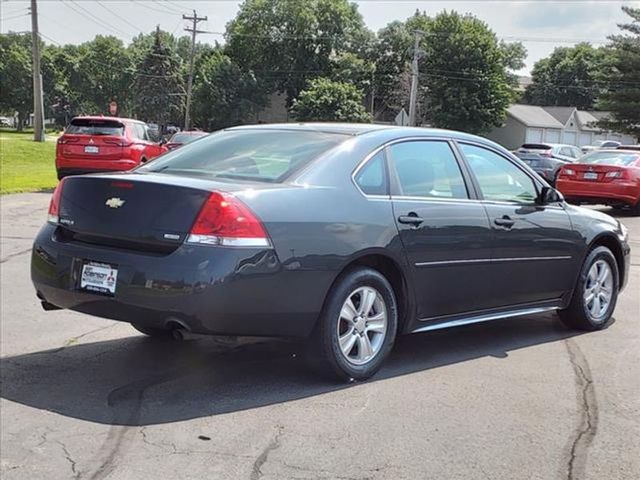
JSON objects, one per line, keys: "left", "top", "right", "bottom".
{"left": 170, "top": 133, "right": 206, "bottom": 144}
{"left": 521, "top": 144, "right": 551, "bottom": 150}
{"left": 66, "top": 119, "right": 124, "bottom": 136}
{"left": 141, "top": 129, "right": 349, "bottom": 182}
{"left": 581, "top": 151, "right": 639, "bottom": 166}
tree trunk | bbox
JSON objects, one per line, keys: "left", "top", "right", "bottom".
{"left": 16, "top": 112, "right": 25, "bottom": 132}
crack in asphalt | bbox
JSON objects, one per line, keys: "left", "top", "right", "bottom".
{"left": 56, "top": 440, "right": 80, "bottom": 479}
{"left": 564, "top": 339, "right": 599, "bottom": 480}
{"left": 0, "top": 247, "right": 31, "bottom": 264}
{"left": 251, "top": 425, "right": 284, "bottom": 480}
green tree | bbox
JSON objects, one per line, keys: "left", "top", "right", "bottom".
{"left": 371, "top": 12, "right": 523, "bottom": 126}
{"left": 192, "top": 51, "right": 266, "bottom": 130}
{"left": 597, "top": 7, "right": 640, "bottom": 137}
{"left": 290, "top": 77, "right": 371, "bottom": 122}
{"left": 524, "top": 43, "right": 606, "bottom": 109}
{"left": 0, "top": 33, "right": 33, "bottom": 130}
{"left": 131, "top": 28, "right": 184, "bottom": 126}
{"left": 419, "top": 11, "right": 515, "bottom": 134}
{"left": 72, "top": 36, "right": 133, "bottom": 115}
{"left": 225, "top": 0, "right": 373, "bottom": 105}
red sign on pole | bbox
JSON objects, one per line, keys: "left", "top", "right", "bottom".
{"left": 109, "top": 101, "right": 117, "bottom": 116}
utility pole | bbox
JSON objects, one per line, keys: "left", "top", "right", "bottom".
{"left": 183, "top": 10, "right": 207, "bottom": 131}
{"left": 408, "top": 30, "right": 423, "bottom": 127}
{"left": 30, "top": 0, "right": 45, "bottom": 142}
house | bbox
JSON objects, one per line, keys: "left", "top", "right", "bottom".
{"left": 486, "top": 104, "right": 637, "bottom": 150}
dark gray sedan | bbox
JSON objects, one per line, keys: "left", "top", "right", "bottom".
{"left": 32, "top": 124, "right": 631, "bottom": 381}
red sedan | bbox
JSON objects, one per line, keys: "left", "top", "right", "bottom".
{"left": 556, "top": 149, "right": 640, "bottom": 214}
{"left": 56, "top": 116, "right": 167, "bottom": 179}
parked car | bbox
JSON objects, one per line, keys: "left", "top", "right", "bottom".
{"left": 582, "top": 140, "right": 622, "bottom": 154}
{"left": 33, "top": 124, "right": 630, "bottom": 381}
{"left": 165, "top": 131, "right": 208, "bottom": 150}
{"left": 56, "top": 116, "right": 168, "bottom": 179}
{"left": 513, "top": 151, "right": 565, "bottom": 185}
{"left": 516, "top": 143, "right": 583, "bottom": 163}
{"left": 556, "top": 149, "right": 640, "bottom": 214}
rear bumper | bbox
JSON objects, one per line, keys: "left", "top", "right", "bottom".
{"left": 556, "top": 179, "right": 640, "bottom": 206}
{"left": 31, "top": 224, "right": 327, "bottom": 337}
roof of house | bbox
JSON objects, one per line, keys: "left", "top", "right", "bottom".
{"left": 507, "top": 105, "right": 564, "bottom": 129}
{"left": 542, "top": 106, "right": 577, "bottom": 126}
{"left": 575, "top": 111, "right": 601, "bottom": 131}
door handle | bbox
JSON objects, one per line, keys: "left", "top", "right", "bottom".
{"left": 398, "top": 215, "right": 424, "bottom": 226}
{"left": 494, "top": 216, "right": 515, "bottom": 228}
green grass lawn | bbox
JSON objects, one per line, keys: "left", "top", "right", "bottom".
{"left": 0, "top": 130, "right": 58, "bottom": 194}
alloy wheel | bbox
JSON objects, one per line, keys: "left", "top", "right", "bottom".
{"left": 583, "top": 259, "right": 613, "bottom": 321}
{"left": 336, "top": 286, "right": 388, "bottom": 366}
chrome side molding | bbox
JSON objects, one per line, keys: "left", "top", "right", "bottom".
{"left": 411, "top": 306, "right": 559, "bottom": 334}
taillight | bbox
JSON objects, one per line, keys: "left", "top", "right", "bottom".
{"left": 187, "top": 192, "right": 270, "bottom": 247}
{"left": 48, "top": 178, "right": 67, "bottom": 224}
{"left": 605, "top": 170, "right": 624, "bottom": 179}
{"left": 541, "top": 150, "right": 553, "bottom": 157}
{"left": 562, "top": 168, "right": 576, "bottom": 176}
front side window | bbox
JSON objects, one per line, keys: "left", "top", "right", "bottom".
{"left": 355, "top": 151, "right": 387, "bottom": 195}
{"left": 387, "top": 141, "right": 468, "bottom": 199}
{"left": 460, "top": 144, "right": 538, "bottom": 204}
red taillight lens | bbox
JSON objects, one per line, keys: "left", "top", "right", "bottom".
{"left": 187, "top": 192, "right": 270, "bottom": 247}
{"left": 48, "top": 178, "right": 66, "bottom": 224}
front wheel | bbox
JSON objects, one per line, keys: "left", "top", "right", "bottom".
{"left": 307, "top": 267, "right": 398, "bottom": 381}
{"left": 558, "top": 246, "right": 619, "bottom": 331}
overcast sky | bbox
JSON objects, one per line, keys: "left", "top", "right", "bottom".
{"left": 2, "top": 0, "right": 639, "bottom": 74}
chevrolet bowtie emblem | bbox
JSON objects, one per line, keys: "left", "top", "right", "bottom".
{"left": 105, "top": 197, "right": 125, "bottom": 208}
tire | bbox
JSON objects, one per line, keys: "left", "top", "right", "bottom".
{"left": 558, "top": 246, "right": 619, "bottom": 331}
{"left": 306, "top": 267, "right": 398, "bottom": 381}
{"left": 131, "top": 323, "right": 173, "bottom": 339}
{"left": 630, "top": 200, "right": 640, "bottom": 216}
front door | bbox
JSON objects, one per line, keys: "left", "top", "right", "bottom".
{"left": 457, "top": 142, "right": 580, "bottom": 307}
{"left": 387, "top": 139, "right": 495, "bottom": 320}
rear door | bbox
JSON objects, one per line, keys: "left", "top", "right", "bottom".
{"left": 457, "top": 142, "right": 579, "bottom": 306}
{"left": 387, "top": 139, "right": 495, "bottom": 319}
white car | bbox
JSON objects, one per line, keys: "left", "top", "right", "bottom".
{"left": 581, "top": 140, "right": 622, "bottom": 154}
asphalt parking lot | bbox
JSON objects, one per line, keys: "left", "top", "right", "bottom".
{"left": 1, "top": 192, "right": 638, "bottom": 480}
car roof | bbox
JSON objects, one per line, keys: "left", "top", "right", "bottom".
{"left": 225, "top": 122, "right": 500, "bottom": 144}
{"left": 70, "top": 115, "right": 143, "bottom": 124}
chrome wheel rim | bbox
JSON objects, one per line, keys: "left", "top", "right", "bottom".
{"left": 583, "top": 260, "right": 613, "bottom": 321}
{"left": 337, "top": 286, "right": 388, "bottom": 366}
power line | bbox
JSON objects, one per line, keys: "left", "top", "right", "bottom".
{"left": 95, "top": 1, "right": 143, "bottom": 35}
{"left": 60, "top": 0, "right": 132, "bottom": 38}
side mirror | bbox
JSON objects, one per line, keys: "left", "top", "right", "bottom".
{"left": 537, "top": 186, "right": 564, "bottom": 205}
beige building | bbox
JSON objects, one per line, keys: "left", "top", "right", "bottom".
{"left": 486, "top": 104, "right": 636, "bottom": 150}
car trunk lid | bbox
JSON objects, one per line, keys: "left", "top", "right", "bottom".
{"left": 56, "top": 173, "right": 284, "bottom": 254}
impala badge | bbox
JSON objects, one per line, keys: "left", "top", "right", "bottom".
{"left": 105, "top": 197, "right": 125, "bottom": 208}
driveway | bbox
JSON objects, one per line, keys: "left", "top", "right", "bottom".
{"left": 1, "top": 193, "right": 638, "bottom": 479}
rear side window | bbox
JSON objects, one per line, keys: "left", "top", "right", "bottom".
{"left": 129, "top": 123, "right": 148, "bottom": 141}
{"left": 66, "top": 119, "right": 124, "bottom": 136}
{"left": 141, "top": 129, "right": 348, "bottom": 182}
{"left": 355, "top": 151, "right": 387, "bottom": 195}
{"left": 387, "top": 141, "right": 468, "bottom": 199}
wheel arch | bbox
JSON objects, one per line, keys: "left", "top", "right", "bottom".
{"left": 320, "top": 251, "right": 413, "bottom": 336}
{"left": 587, "top": 233, "right": 626, "bottom": 290}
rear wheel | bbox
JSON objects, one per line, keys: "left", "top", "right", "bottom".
{"left": 558, "top": 246, "right": 619, "bottom": 331}
{"left": 307, "top": 267, "right": 397, "bottom": 381}
{"left": 131, "top": 323, "right": 173, "bottom": 339}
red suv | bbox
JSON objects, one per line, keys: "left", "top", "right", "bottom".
{"left": 56, "top": 116, "right": 167, "bottom": 179}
